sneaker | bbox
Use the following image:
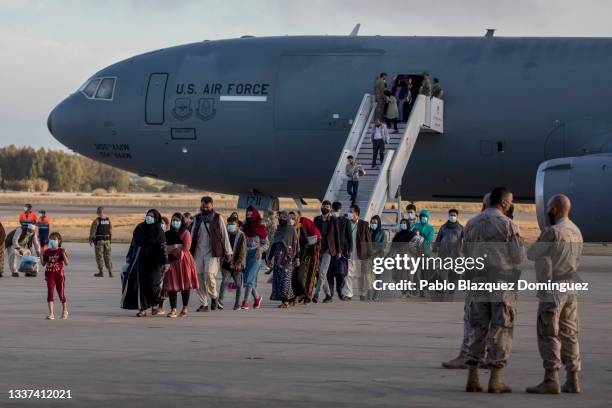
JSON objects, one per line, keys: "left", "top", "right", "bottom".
{"left": 312, "top": 294, "right": 319, "bottom": 304}
{"left": 217, "top": 301, "right": 224, "bottom": 310}
{"left": 253, "top": 296, "right": 263, "bottom": 309}
{"left": 196, "top": 305, "right": 208, "bottom": 312}
{"left": 323, "top": 295, "right": 333, "bottom": 303}
{"left": 233, "top": 303, "right": 240, "bottom": 311}
{"left": 241, "top": 300, "right": 249, "bottom": 310}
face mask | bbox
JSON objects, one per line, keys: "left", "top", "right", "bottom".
{"left": 370, "top": 223, "right": 378, "bottom": 230}
{"left": 289, "top": 219, "right": 296, "bottom": 226}
{"left": 24, "top": 207, "right": 29, "bottom": 212}
{"left": 400, "top": 223, "right": 408, "bottom": 231}
{"left": 547, "top": 210, "right": 556, "bottom": 226}
{"left": 332, "top": 211, "right": 340, "bottom": 218}
{"left": 49, "top": 239, "right": 59, "bottom": 249}
{"left": 420, "top": 217, "right": 428, "bottom": 224}
{"left": 38, "top": 213, "right": 44, "bottom": 218}
{"left": 307, "top": 236, "right": 318, "bottom": 246}
{"left": 145, "top": 215, "right": 155, "bottom": 225}
{"left": 171, "top": 220, "right": 181, "bottom": 229}
{"left": 160, "top": 223, "right": 166, "bottom": 230}
{"left": 407, "top": 212, "right": 416, "bottom": 220}
{"left": 321, "top": 208, "right": 330, "bottom": 215}
{"left": 227, "top": 224, "right": 237, "bottom": 233}
{"left": 448, "top": 215, "right": 457, "bottom": 223}
{"left": 279, "top": 219, "right": 288, "bottom": 226}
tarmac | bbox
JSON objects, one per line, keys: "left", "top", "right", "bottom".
{"left": 1, "top": 243, "right": 611, "bottom": 407}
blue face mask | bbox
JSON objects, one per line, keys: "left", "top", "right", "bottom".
{"left": 448, "top": 215, "right": 457, "bottom": 223}
{"left": 227, "top": 224, "right": 237, "bottom": 234}
{"left": 48, "top": 239, "right": 59, "bottom": 249}
{"left": 370, "top": 223, "right": 378, "bottom": 230}
{"left": 145, "top": 215, "right": 155, "bottom": 225}
{"left": 171, "top": 220, "right": 181, "bottom": 229}
{"left": 420, "top": 217, "right": 428, "bottom": 224}
{"left": 400, "top": 223, "right": 408, "bottom": 231}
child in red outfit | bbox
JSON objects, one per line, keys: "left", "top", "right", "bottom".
{"left": 41, "top": 232, "right": 70, "bottom": 320}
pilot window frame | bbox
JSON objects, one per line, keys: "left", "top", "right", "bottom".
{"left": 79, "top": 76, "right": 117, "bottom": 101}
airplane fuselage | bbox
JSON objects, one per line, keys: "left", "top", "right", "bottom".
{"left": 49, "top": 35, "right": 612, "bottom": 202}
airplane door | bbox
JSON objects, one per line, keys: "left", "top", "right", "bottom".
{"left": 145, "top": 73, "right": 168, "bottom": 125}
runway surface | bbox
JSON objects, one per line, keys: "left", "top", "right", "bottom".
{"left": 1, "top": 243, "right": 610, "bottom": 407}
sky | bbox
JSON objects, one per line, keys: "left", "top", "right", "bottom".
{"left": 1, "top": 0, "right": 612, "bottom": 150}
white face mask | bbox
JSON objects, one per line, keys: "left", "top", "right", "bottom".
{"left": 24, "top": 207, "right": 29, "bottom": 212}
{"left": 49, "top": 239, "right": 59, "bottom": 249}
{"left": 227, "top": 224, "right": 237, "bottom": 233}
{"left": 289, "top": 219, "right": 295, "bottom": 226}
{"left": 332, "top": 211, "right": 340, "bottom": 218}
{"left": 407, "top": 212, "right": 416, "bottom": 220}
{"left": 448, "top": 215, "right": 457, "bottom": 223}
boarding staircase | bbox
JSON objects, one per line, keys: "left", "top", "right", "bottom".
{"left": 323, "top": 94, "right": 444, "bottom": 226}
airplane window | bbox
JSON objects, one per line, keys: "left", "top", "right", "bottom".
{"left": 95, "top": 78, "right": 115, "bottom": 100}
{"left": 82, "top": 78, "right": 101, "bottom": 98}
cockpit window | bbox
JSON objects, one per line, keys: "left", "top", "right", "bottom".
{"left": 95, "top": 78, "right": 115, "bottom": 100}
{"left": 82, "top": 78, "right": 101, "bottom": 98}
{"left": 79, "top": 77, "right": 116, "bottom": 100}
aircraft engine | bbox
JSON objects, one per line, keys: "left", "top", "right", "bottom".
{"left": 535, "top": 154, "right": 612, "bottom": 243}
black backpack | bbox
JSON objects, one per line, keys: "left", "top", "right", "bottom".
{"left": 5, "top": 229, "right": 16, "bottom": 248}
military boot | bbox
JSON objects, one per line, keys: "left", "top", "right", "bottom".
{"left": 526, "top": 369, "right": 560, "bottom": 394}
{"left": 442, "top": 351, "right": 467, "bottom": 369}
{"left": 488, "top": 367, "right": 512, "bottom": 393}
{"left": 465, "top": 365, "right": 483, "bottom": 392}
{"left": 561, "top": 371, "right": 581, "bottom": 393}
{"left": 94, "top": 271, "right": 104, "bottom": 277}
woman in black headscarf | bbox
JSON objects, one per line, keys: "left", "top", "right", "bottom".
{"left": 268, "top": 211, "right": 299, "bottom": 308}
{"left": 121, "top": 209, "right": 169, "bottom": 316}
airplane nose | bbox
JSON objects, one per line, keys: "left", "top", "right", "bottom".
{"left": 47, "top": 96, "right": 80, "bottom": 149}
{"left": 47, "top": 108, "right": 55, "bottom": 136}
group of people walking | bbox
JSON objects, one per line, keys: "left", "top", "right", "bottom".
{"left": 120, "top": 197, "right": 327, "bottom": 317}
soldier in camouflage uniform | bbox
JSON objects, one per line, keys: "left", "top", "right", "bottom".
{"left": 462, "top": 187, "right": 524, "bottom": 393}
{"left": 526, "top": 194, "right": 583, "bottom": 394}
{"left": 89, "top": 207, "right": 113, "bottom": 277}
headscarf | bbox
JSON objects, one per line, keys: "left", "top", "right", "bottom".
{"left": 242, "top": 205, "right": 268, "bottom": 238}
{"left": 299, "top": 216, "right": 321, "bottom": 240}
{"left": 165, "top": 212, "right": 186, "bottom": 245}
{"left": 133, "top": 209, "right": 164, "bottom": 247}
{"left": 273, "top": 211, "right": 297, "bottom": 249}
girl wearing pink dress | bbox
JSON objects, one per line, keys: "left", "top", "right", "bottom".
{"left": 163, "top": 213, "right": 199, "bottom": 318}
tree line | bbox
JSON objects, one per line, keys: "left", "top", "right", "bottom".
{"left": 0, "top": 145, "right": 129, "bottom": 192}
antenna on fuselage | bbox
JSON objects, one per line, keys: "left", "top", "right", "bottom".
{"left": 349, "top": 23, "right": 361, "bottom": 36}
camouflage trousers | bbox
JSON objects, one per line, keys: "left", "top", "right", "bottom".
{"left": 0, "top": 244, "right": 4, "bottom": 274}
{"left": 465, "top": 290, "right": 516, "bottom": 368}
{"left": 94, "top": 240, "right": 112, "bottom": 272}
{"left": 537, "top": 293, "right": 581, "bottom": 371}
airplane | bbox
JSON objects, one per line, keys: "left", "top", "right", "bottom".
{"left": 47, "top": 31, "right": 612, "bottom": 242}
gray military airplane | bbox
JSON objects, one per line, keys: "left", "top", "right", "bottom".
{"left": 47, "top": 32, "right": 612, "bottom": 242}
